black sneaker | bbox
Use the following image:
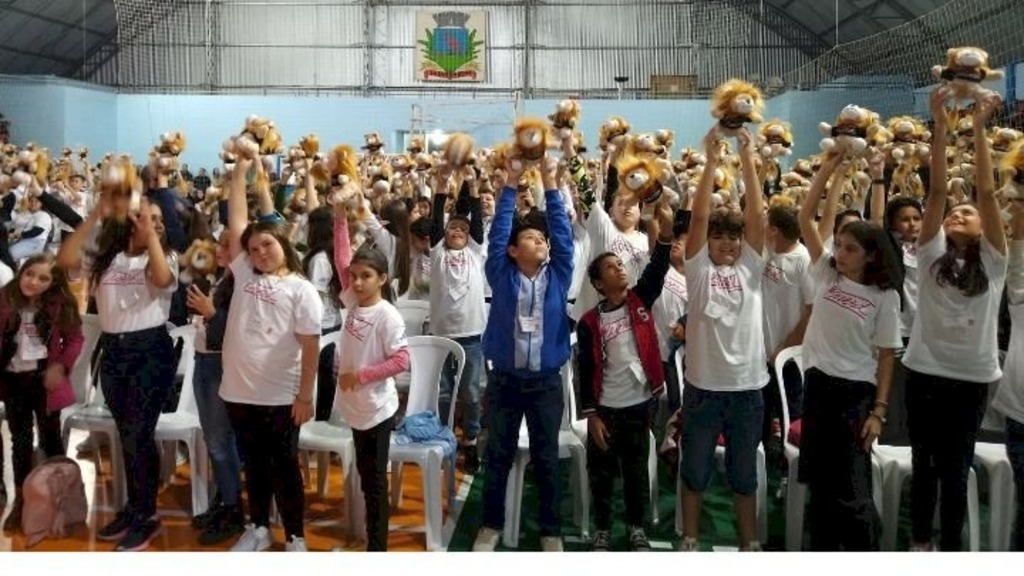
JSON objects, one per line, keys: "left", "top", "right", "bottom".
{"left": 198, "top": 505, "right": 245, "bottom": 546}
{"left": 591, "top": 529, "right": 612, "bottom": 551}
{"left": 628, "top": 526, "right": 652, "bottom": 552}
{"left": 114, "top": 517, "right": 162, "bottom": 552}
{"left": 98, "top": 510, "right": 135, "bottom": 541}
{"left": 463, "top": 444, "right": 480, "bottom": 475}
{"left": 191, "top": 500, "right": 224, "bottom": 530}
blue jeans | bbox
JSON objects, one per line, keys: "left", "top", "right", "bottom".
{"left": 193, "top": 352, "right": 242, "bottom": 507}
{"left": 481, "top": 370, "right": 564, "bottom": 537}
{"left": 438, "top": 335, "right": 483, "bottom": 440}
{"left": 680, "top": 385, "right": 764, "bottom": 495}
{"left": 99, "top": 325, "right": 175, "bottom": 521}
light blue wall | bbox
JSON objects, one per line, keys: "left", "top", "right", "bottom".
{"left": 0, "top": 78, "right": 117, "bottom": 157}
{"left": 3, "top": 73, "right": 1022, "bottom": 173}
{"left": 0, "top": 81, "right": 66, "bottom": 151}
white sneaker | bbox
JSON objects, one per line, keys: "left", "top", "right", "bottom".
{"left": 231, "top": 524, "right": 272, "bottom": 552}
{"left": 285, "top": 536, "right": 308, "bottom": 552}
{"left": 540, "top": 536, "right": 563, "bottom": 552}
{"left": 472, "top": 527, "right": 500, "bottom": 552}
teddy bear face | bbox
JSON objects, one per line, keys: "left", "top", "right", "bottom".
{"left": 837, "top": 105, "right": 873, "bottom": 129}
{"left": 513, "top": 120, "right": 549, "bottom": 161}
{"left": 949, "top": 47, "right": 990, "bottom": 74}
{"left": 632, "top": 133, "right": 665, "bottom": 157}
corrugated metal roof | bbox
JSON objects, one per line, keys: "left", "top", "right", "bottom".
{"left": 0, "top": 0, "right": 117, "bottom": 77}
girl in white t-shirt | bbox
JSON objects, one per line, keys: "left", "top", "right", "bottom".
{"left": 56, "top": 164, "right": 179, "bottom": 552}
{"left": 0, "top": 253, "right": 83, "bottom": 533}
{"left": 360, "top": 198, "right": 413, "bottom": 299}
{"left": 797, "top": 152, "right": 904, "bottom": 550}
{"left": 218, "top": 157, "right": 323, "bottom": 553}
{"left": 334, "top": 199, "right": 410, "bottom": 552}
{"left": 902, "top": 87, "right": 1008, "bottom": 552}
{"left": 679, "top": 126, "right": 767, "bottom": 552}
{"left": 883, "top": 196, "right": 924, "bottom": 341}
{"left": 8, "top": 194, "right": 53, "bottom": 262}
{"left": 990, "top": 202, "right": 1024, "bottom": 551}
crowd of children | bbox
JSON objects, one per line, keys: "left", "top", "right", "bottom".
{"left": 0, "top": 73, "right": 1022, "bottom": 554}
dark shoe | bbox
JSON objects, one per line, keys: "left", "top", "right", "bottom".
{"left": 191, "top": 499, "right": 224, "bottom": 530}
{"left": 114, "top": 517, "right": 162, "bottom": 551}
{"left": 198, "top": 505, "right": 245, "bottom": 546}
{"left": 463, "top": 444, "right": 480, "bottom": 475}
{"left": 98, "top": 510, "right": 135, "bottom": 541}
{"left": 628, "top": 526, "right": 652, "bottom": 552}
{"left": 591, "top": 529, "right": 612, "bottom": 551}
{"left": 3, "top": 495, "right": 23, "bottom": 534}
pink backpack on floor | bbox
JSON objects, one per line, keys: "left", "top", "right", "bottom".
{"left": 22, "top": 456, "right": 89, "bottom": 547}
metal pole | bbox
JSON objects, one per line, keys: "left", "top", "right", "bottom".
{"left": 835, "top": 0, "right": 839, "bottom": 47}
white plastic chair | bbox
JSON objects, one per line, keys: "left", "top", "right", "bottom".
{"left": 874, "top": 443, "right": 980, "bottom": 551}
{"left": 974, "top": 441, "right": 1015, "bottom": 551}
{"left": 394, "top": 300, "right": 431, "bottom": 391}
{"left": 154, "top": 323, "right": 210, "bottom": 516}
{"left": 396, "top": 300, "right": 430, "bottom": 337}
{"left": 387, "top": 335, "right": 464, "bottom": 551}
{"left": 61, "top": 314, "right": 125, "bottom": 507}
{"left": 502, "top": 353, "right": 591, "bottom": 548}
{"left": 296, "top": 329, "right": 359, "bottom": 535}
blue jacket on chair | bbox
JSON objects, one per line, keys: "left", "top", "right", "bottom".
{"left": 482, "top": 185, "right": 574, "bottom": 379}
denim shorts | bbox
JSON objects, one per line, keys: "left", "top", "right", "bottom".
{"left": 679, "top": 384, "right": 764, "bottom": 495}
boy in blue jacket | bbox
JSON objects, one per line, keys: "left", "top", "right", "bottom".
{"left": 473, "top": 154, "right": 574, "bottom": 552}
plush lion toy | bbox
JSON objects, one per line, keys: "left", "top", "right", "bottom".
{"left": 229, "top": 115, "right": 284, "bottom": 161}
{"left": 991, "top": 127, "right": 1023, "bottom": 164}
{"left": 180, "top": 238, "right": 218, "bottom": 293}
{"left": 999, "top": 139, "right": 1024, "bottom": 201}
{"left": 654, "top": 129, "right": 675, "bottom": 157}
{"left": 758, "top": 119, "right": 793, "bottom": 160}
{"left": 98, "top": 154, "right": 141, "bottom": 222}
{"left": 508, "top": 117, "right": 551, "bottom": 170}
{"left": 598, "top": 116, "right": 631, "bottom": 154}
{"left": 932, "top": 46, "right": 1004, "bottom": 103}
{"left": 443, "top": 132, "right": 476, "bottom": 169}
{"left": 13, "top": 143, "right": 50, "bottom": 187}
{"left": 819, "top": 105, "right": 880, "bottom": 158}
{"left": 549, "top": 100, "right": 581, "bottom": 141}
{"left": 711, "top": 79, "right": 765, "bottom": 135}
{"left": 152, "top": 131, "right": 186, "bottom": 176}
{"left": 885, "top": 116, "right": 931, "bottom": 163}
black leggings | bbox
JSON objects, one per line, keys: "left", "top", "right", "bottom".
{"left": 353, "top": 413, "right": 396, "bottom": 551}
{"left": 1, "top": 370, "right": 65, "bottom": 488}
{"left": 905, "top": 368, "right": 988, "bottom": 551}
{"left": 226, "top": 402, "right": 305, "bottom": 539}
{"left": 315, "top": 325, "right": 340, "bottom": 422}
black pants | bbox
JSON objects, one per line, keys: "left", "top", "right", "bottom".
{"left": 588, "top": 400, "right": 653, "bottom": 531}
{"left": 1006, "top": 417, "right": 1024, "bottom": 551}
{"left": 905, "top": 367, "right": 988, "bottom": 551}
{"left": 226, "top": 402, "right": 305, "bottom": 539}
{"left": 762, "top": 359, "right": 804, "bottom": 449}
{"left": 315, "top": 325, "right": 340, "bottom": 422}
{"left": 353, "top": 413, "right": 396, "bottom": 551}
{"left": 798, "top": 368, "right": 879, "bottom": 551}
{"left": 0, "top": 370, "right": 65, "bottom": 488}
{"left": 98, "top": 326, "right": 175, "bottom": 521}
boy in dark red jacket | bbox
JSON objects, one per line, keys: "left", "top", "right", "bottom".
{"left": 575, "top": 199, "right": 675, "bottom": 551}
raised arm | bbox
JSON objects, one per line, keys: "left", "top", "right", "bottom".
{"left": 133, "top": 198, "right": 174, "bottom": 289}
{"left": 430, "top": 166, "right": 450, "bottom": 248}
{"left": 800, "top": 154, "right": 845, "bottom": 264}
{"left": 868, "top": 149, "right": 887, "bottom": 227}
{"left": 685, "top": 127, "right": 721, "bottom": 260}
{"left": 972, "top": 94, "right": 1007, "bottom": 254}
{"left": 333, "top": 201, "right": 353, "bottom": 290}
{"left": 57, "top": 189, "right": 106, "bottom": 272}
{"left": 149, "top": 173, "right": 188, "bottom": 253}
{"left": 485, "top": 161, "right": 524, "bottom": 284}
{"left": 920, "top": 86, "right": 952, "bottom": 247}
{"left": 542, "top": 155, "right": 574, "bottom": 284}
{"left": 816, "top": 165, "right": 847, "bottom": 241}
{"left": 737, "top": 129, "right": 764, "bottom": 254}
{"left": 1008, "top": 204, "right": 1024, "bottom": 305}
{"left": 226, "top": 157, "right": 253, "bottom": 260}
{"left": 465, "top": 166, "right": 484, "bottom": 245}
